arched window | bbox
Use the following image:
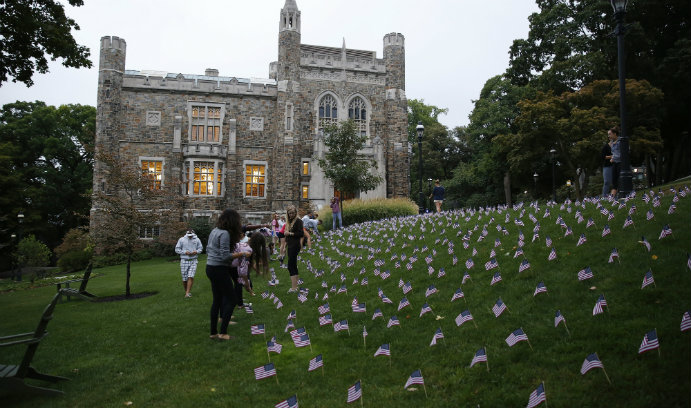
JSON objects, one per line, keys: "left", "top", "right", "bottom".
{"left": 348, "top": 97, "right": 368, "bottom": 138}
{"left": 318, "top": 94, "right": 338, "bottom": 130}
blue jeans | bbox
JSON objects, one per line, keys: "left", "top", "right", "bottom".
{"left": 602, "top": 166, "right": 612, "bottom": 196}
{"left": 332, "top": 212, "right": 342, "bottom": 230}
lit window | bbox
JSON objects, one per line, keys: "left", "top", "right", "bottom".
{"left": 318, "top": 94, "right": 338, "bottom": 130}
{"left": 244, "top": 163, "right": 266, "bottom": 198}
{"left": 184, "top": 160, "right": 224, "bottom": 196}
{"left": 139, "top": 225, "right": 160, "bottom": 239}
{"left": 302, "top": 185, "right": 309, "bottom": 199}
{"left": 190, "top": 105, "right": 222, "bottom": 142}
{"left": 302, "top": 161, "right": 310, "bottom": 175}
{"left": 348, "top": 97, "right": 368, "bottom": 138}
{"left": 141, "top": 160, "right": 163, "bottom": 190}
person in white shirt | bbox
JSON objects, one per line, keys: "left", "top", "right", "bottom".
{"left": 175, "top": 230, "right": 203, "bottom": 298}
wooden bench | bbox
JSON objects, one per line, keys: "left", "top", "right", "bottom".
{"left": 55, "top": 263, "right": 97, "bottom": 302}
{"left": 0, "top": 290, "right": 69, "bottom": 396}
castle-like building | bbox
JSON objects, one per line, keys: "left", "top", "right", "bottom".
{"left": 93, "top": 0, "right": 409, "bottom": 232}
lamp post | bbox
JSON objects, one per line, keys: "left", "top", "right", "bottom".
{"left": 416, "top": 121, "right": 425, "bottom": 214}
{"left": 533, "top": 172, "right": 539, "bottom": 198}
{"left": 611, "top": 0, "right": 633, "bottom": 198}
{"left": 427, "top": 178, "right": 433, "bottom": 212}
{"left": 550, "top": 148, "right": 557, "bottom": 202}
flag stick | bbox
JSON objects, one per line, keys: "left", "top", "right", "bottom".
{"left": 597, "top": 353, "right": 612, "bottom": 384}
{"left": 523, "top": 327, "right": 534, "bottom": 351}
{"left": 542, "top": 381, "right": 548, "bottom": 407}
{"left": 472, "top": 319, "right": 478, "bottom": 328}
{"left": 321, "top": 365, "right": 324, "bottom": 376}
{"left": 563, "top": 321, "right": 571, "bottom": 336}
{"left": 309, "top": 343, "right": 312, "bottom": 352}
{"left": 420, "top": 370, "right": 428, "bottom": 398}
{"left": 275, "top": 373, "right": 280, "bottom": 385}
{"left": 506, "top": 305, "right": 512, "bottom": 314}
{"left": 656, "top": 328, "right": 661, "bottom": 357}
{"left": 485, "top": 346, "right": 490, "bottom": 372}
{"left": 266, "top": 346, "right": 271, "bottom": 363}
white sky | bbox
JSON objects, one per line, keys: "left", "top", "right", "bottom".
{"left": 0, "top": 0, "right": 539, "bottom": 128}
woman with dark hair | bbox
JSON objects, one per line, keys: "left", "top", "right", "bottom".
{"left": 206, "top": 209, "right": 249, "bottom": 340}
{"left": 249, "top": 232, "right": 270, "bottom": 276}
{"left": 283, "top": 205, "right": 304, "bottom": 293}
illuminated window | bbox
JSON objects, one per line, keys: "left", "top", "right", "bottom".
{"left": 348, "top": 97, "right": 368, "bottom": 138}
{"left": 189, "top": 104, "right": 223, "bottom": 142}
{"left": 302, "top": 185, "right": 309, "bottom": 199}
{"left": 140, "top": 159, "right": 163, "bottom": 190}
{"left": 184, "top": 160, "right": 224, "bottom": 196}
{"left": 318, "top": 94, "right": 338, "bottom": 130}
{"left": 302, "top": 161, "right": 310, "bottom": 175}
{"left": 139, "top": 225, "right": 160, "bottom": 239}
{"left": 244, "top": 161, "right": 267, "bottom": 198}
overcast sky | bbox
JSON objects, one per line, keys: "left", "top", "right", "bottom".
{"left": 0, "top": 0, "right": 539, "bottom": 128}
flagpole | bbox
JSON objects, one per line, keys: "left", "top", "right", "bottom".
{"left": 596, "top": 353, "right": 612, "bottom": 385}
{"left": 419, "top": 370, "right": 428, "bottom": 398}
{"left": 485, "top": 346, "right": 490, "bottom": 372}
{"left": 360, "top": 379, "right": 364, "bottom": 408}
{"left": 542, "top": 381, "right": 547, "bottom": 407}
{"left": 656, "top": 328, "right": 661, "bottom": 357}
{"left": 563, "top": 321, "right": 571, "bottom": 336}
{"left": 523, "top": 327, "right": 534, "bottom": 351}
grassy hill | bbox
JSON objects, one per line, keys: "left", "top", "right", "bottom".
{"left": 1, "top": 186, "right": 689, "bottom": 407}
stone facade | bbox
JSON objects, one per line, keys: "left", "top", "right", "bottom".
{"left": 92, "top": 0, "right": 409, "bottom": 228}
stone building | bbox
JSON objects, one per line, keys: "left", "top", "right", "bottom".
{"left": 92, "top": 0, "right": 409, "bottom": 233}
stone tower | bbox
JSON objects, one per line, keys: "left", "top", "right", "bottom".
{"left": 383, "top": 33, "right": 410, "bottom": 198}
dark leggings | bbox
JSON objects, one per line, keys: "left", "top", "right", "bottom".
{"left": 206, "top": 265, "right": 236, "bottom": 335}
{"left": 287, "top": 245, "right": 300, "bottom": 276}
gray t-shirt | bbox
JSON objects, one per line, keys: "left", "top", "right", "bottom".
{"left": 206, "top": 228, "right": 232, "bottom": 266}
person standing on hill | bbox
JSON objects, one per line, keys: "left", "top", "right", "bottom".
{"left": 430, "top": 179, "right": 445, "bottom": 213}
{"left": 175, "top": 230, "right": 203, "bottom": 298}
{"left": 601, "top": 133, "right": 613, "bottom": 197}
{"left": 330, "top": 196, "right": 342, "bottom": 230}
{"left": 283, "top": 205, "right": 304, "bottom": 293}
{"left": 609, "top": 126, "right": 621, "bottom": 197}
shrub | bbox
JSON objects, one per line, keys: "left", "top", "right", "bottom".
{"left": 92, "top": 249, "right": 154, "bottom": 268}
{"left": 318, "top": 198, "right": 418, "bottom": 230}
{"left": 16, "top": 235, "right": 51, "bottom": 267}
{"left": 57, "top": 249, "right": 93, "bottom": 272}
{"left": 56, "top": 228, "right": 93, "bottom": 272}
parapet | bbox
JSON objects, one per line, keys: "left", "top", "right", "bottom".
{"left": 100, "top": 36, "right": 127, "bottom": 52}
{"left": 383, "top": 33, "right": 405, "bottom": 48}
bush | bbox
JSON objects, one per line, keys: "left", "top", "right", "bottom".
{"left": 16, "top": 235, "right": 51, "bottom": 267}
{"left": 56, "top": 228, "right": 93, "bottom": 272}
{"left": 92, "top": 249, "right": 154, "bottom": 268}
{"left": 57, "top": 250, "right": 93, "bottom": 272}
{"left": 318, "top": 198, "right": 418, "bottom": 230}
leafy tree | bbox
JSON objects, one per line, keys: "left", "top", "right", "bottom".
{"left": 0, "top": 101, "right": 95, "bottom": 270}
{"left": 0, "top": 0, "right": 92, "bottom": 87}
{"left": 317, "top": 120, "right": 383, "bottom": 198}
{"left": 16, "top": 234, "right": 51, "bottom": 268}
{"left": 91, "top": 153, "right": 185, "bottom": 296}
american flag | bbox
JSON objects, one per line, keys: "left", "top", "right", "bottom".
{"left": 580, "top": 353, "right": 604, "bottom": 375}
{"left": 338, "top": 284, "right": 348, "bottom": 294}
{"left": 492, "top": 298, "right": 507, "bottom": 317}
{"left": 659, "top": 224, "right": 673, "bottom": 239}
{"left": 361, "top": 277, "right": 368, "bottom": 286}
{"left": 668, "top": 204, "right": 677, "bottom": 214}
{"left": 308, "top": 354, "right": 323, "bottom": 371}
{"left": 276, "top": 300, "right": 283, "bottom": 309}
{"left": 462, "top": 271, "right": 471, "bottom": 284}
{"left": 608, "top": 248, "right": 619, "bottom": 263}
{"left": 425, "top": 254, "right": 433, "bottom": 264}
{"left": 387, "top": 316, "right": 400, "bottom": 328}
{"left": 284, "top": 320, "right": 295, "bottom": 332}
{"left": 380, "top": 270, "right": 391, "bottom": 280}
{"left": 532, "top": 232, "right": 540, "bottom": 242}
{"left": 346, "top": 381, "right": 361, "bottom": 403}
{"left": 287, "top": 310, "right": 296, "bottom": 320}
{"left": 322, "top": 293, "right": 329, "bottom": 301}
{"left": 472, "top": 247, "right": 478, "bottom": 256}
{"left": 554, "top": 310, "right": 565, "bottom": 327}
{"left": 593, "top": 294, "right": 608, "bottom": 315}
{"left": 404, "top": 370, "right": 424, "bottom": 389}
{"left": 398, "top": 278, "right": 404, "bottom": 288}
{"left": 419, "top": 303, "right": 433, "bottom": 317}
{"left": 586, "top": 217, "right": 595, "bottom": 228}
{"left": 294, "top": 334, "right": 311, "bottom": 347}
{"left": 452, "top": 255, "right": 458, "bottom": 265}
{"left": 455, "top": 310, "right": 474, "bottom": 326}
{"left": 518, "top": 259, "right": 531, "bottom": 273}
{"left": 397, "top": 297, "right": 410, "bottom": 311}
{"left": 469, "top": 347, "right": 487, "bottom": 368}
{"left": 485, "top": 258, "right": 499, "bottom": 271}
{"left": 505, "top": 328, "right": 528, "bottom": 347}
{"left": 430, "top": 327, "right": 444, "bottom": 346}
{"left": 451, "top": 288, "right": 464, "bottom": 302}
{"left": 261, "top": 291, "right": 269, "bottom": 299}
{"left": 425, "top": 285, "right": 438, "bottom": 297}
{"left": 534, "top": 281, "right": 547, "bottom": 296}
{"left": 646, "top": 209, "right": 654, "bottom": 220}
{"left": 526, "top": 383, "right": 546, "bottom": 408}
{"left": 465, "top": 258, "right": 475, "bottom": 269}
{"left": 372, "top": 308, "right": 383, "bottom": 320}
{"left": 290, "top": 327, "right": 306, "bottom": 340}
{"left": 577, "top": 233, "right": 587, "bottom": 246}
{"left": 514, "top": 247, "right": 524, "bottom": 258}
{"left": 381, "top": 295, "right": 393, "bottom": 304}
{"left": 437, "top": 267, "right": 446, "bottom": 278}
{"left": 638, "top": 329, "right": 659, "bottom": 353}
{"left": 623, "top": 216, "right": 634, "bottom": 229}
{"left": 641, "top": 270, "right": 655, "bottom": 289}
{"left": 319, "top": 314, "right": 332, "bottom": 326}
{"left": 254, "top": 363, "right": 277, "bottom": 380}
{"left": 318, "top": 303, "right": 330, "bottom": 315}
{"left": 548, "top": 248, "right": 557, "bottom": 261}
{"left": 298, "top": 293, "right": 307, "bottom": 303}
{"left": 577, "top": 266, "right": 594, "bottom": 281}
{"left": 353, "top": 303, "right": 366, "bottom": 313}
{"left": 334, "top": 320, "right": 349, "bottom": 332}
{"left": 601, "top": 224, "right": 611, "bottom": 237}
{"left": 564, "top": 226, "right": 573, "bottom": 237}
{"left": 545, "top": 236, "right": 552, "bottom": 247}
{"left": 639, "top": 236, "right": 651, "bottom": 252}
{"left": 363, "top": 325, "right": 368, "bottom": 338}
{"left": 374, "top": 343, "right": 391, "bottom": 357}
{"left": 490, "top": 272, "right": 502, "bottom": 286}
{"left": 251, "top": 324, "right": 265, "bottom": 335}
{"left": 680, "top": 311, "right": 691, "bottom": 332}
{"left": 267, "top": 339, "right": 283, "bottom": 354}
{"left": 489, "top": 248, "right": 496, "bottom": 259}
{"left": 275, "top": 394, "right": 298, "bottom": 408}
{"left": 494, "top": 238, "right": 502, "bottom": 247}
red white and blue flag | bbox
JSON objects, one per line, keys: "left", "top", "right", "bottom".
{"left": 425, "top": 285, "right": 438, "bottom": 298}
{"left": 430, "top": 327, "right": 444, "bottom": 346}
{"left": 639, "top": 236, "right": 651, "bottom": 252}
{"left": 485, "top": 258, "right": 499, "bottom": 271}
{"left": 593, "top": 294, "right": 608, "bottom": 315}
{"left": 374, "top": 343, "right": 391, "bottom": 357}
{"left": 577, "top": 233, "right": 587, "bottom": 246}
{"left": 372, "top": 308, "right": 383, "bottom": 320}
{"left": 466, "top": 258, "right": 475, "bottom": 270}
{"left": 346, "top": 381, "right": 361, "bottom": 403}
{"left": 455, "top": 310, "right": 474, "bottom": 326}
{"left": 419, "top": 302, "right": 433, "bottom": 317}
{"left": 275, "top": 394, "right": 298, "bottom": 408}
{"left": 492, "top": 298, "right": 507, "bottom": 317}
{"left": 548, "top": 248, "right": 557, "bottom": 261}
{"left": 608, "top": 248, "right": 619, "bottom": 263}
{"left": 518, "top": 259, "right": 531, "bottom": 273}
{"left": 352, "top": 303, "right": 366, "bottom": 313}
{"left": 462, "top": 271, "right": 471, "bottom": 284}
{"left": 638, "top": 329, "right": 659, "bottom": 354}
{"left": 505, "top": 328, "right": 528, "bottom": 347}
{"left": 397, "top": 297, "right": 411, "bottom": 311}
{"left": 294, "top": 334, "right": 311, "bottom": 348}
{"left": 334, "top": 320, "right": 349, "bottom": 332}
{"left": 681, "top": 311, "right": 691, "bottom": 332}
{"left": 577, "top": 266, "right": 594, "bottom": 281}
{"left": 526, "top": 383, "right": 546, "bottom": 408}
{"left": 470, "top": 347, "right": 487, "bottom": 368}
{"left": 318, "top": 303, "right": 330, "bottom": 315}
{"left": 254, "top": 363, "right": 277, "bottom": 380}
{"left": 251, "top": 324, "right": 265, "bottom": 335}
{"left": 580, "top": 353, "right": 604, "bottom": 375}
{"left": 490, "top": 272, "right": 502, "bottom": 286}
{"left": 402, "top": 281, "right": 412, "bottom": 294}
{"left": 534, "top": 281, "right": 547, "bottom": 296}
{"left": 602, "top": 224, "right": 611, "bottom": 237}
{"left": 641, "top": 270, "right": 655, "bottom": 289}
{"left": 451, "top": 288, "right": 464, "bottom": 302}
{"left": 387, "top": 316, "right": 400, "bottom": 328}
{"left": 404, "top": 370, "right": 424, "bottom": 389}
{"left": 319, "top": 314, "right": 332, "bottom": 326}
{"left": 267, "top": 339, "right": 283, "bottom": 354}
{"left": 554, "top": 310, "right": 565, "bottom": 327}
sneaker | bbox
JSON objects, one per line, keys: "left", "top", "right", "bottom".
{"left": 185, "top": 293, "right": 192, "bottom": 298}
{"left": 287, "top": 288, "right": 298, "bottom": 294}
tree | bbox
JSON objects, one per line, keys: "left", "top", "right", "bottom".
{"left": 317, "top": 120, "right": 383, "bottom": 198}
{"left": 91, "top": 153, "right": 185, "bottom": 296}
{"left": 0, "top": 101, "right": 95, "bottom": 271}
{"left": 0, "top": 0, "right": 92, "bottom": 87}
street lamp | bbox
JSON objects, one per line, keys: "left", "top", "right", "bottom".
{"left": 416, "top": 121, "right": 425, "bottom": 214}
{"left": 611, "top": 0, "right": 633, "bottom": 198}
{"left": 533, "top": 172, "right": 539, "bottom": 197}
{"left": 549, "top": 148, "right": 557, "bottom": 202}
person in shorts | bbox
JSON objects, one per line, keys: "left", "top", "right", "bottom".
{"left": 175, "top": 230, "right": 203, "bottom": 298}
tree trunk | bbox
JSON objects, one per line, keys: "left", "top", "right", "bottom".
{"left": 503, "top": 171, "right": 512, "bottom": 206}
{"left": 126, "top": 252, "right": 132, "bottom": 297}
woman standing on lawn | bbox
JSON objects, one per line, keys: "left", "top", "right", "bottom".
{"left": 205, "top": 209, "right": 249, "bottom": 340}
{"left": 284, "top": 205, "right": 304, "bottom": 293}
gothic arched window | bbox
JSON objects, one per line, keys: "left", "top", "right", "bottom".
{"left": 348, "top": 97, "right": 368, "bottom": 138}
{"left": 318, "top": 94, "right": 338, "bottom": 130}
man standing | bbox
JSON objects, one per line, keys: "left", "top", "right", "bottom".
{"left": 430, "top": 179, "right": 445, "bottom": 213}
{"left": 175, "top": 230, "right": 203, "bottom": 298}
{"left": 330, "top": 196, "right": 342, "bottom": 230}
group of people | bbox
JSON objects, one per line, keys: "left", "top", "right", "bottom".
{"left": 601, "top": 126, "right": 622, "bottom": 197}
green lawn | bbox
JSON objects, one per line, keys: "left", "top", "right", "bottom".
{"left": 1, "top": 187, "right": 690, "bottom": 407}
